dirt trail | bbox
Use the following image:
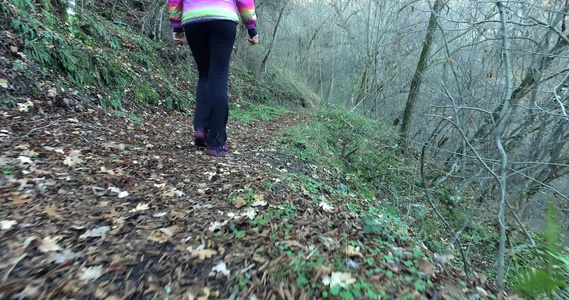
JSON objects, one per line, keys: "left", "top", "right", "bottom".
{"left": 0, "top": 103, "right": 312, "bottom": 299}
{"left": 0, "top": 103, "right": 495, "bottom": 300}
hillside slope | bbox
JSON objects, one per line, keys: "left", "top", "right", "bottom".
{"left": 0, "top": 0, "right": 512, "bottom": 299}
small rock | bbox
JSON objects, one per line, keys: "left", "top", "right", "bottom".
{"left": 346, "top": 259, "right": 359, "bottom": 270}
{"left": 407, "top": 204, "right": 427, "bottom": 220}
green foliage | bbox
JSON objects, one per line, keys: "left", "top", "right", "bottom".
{"left": 85, "top": 15, "right": 121, "bottom": 50}
{"left": 281, "top": 109, "right": 402, "bottom": 198}
{"left": 511, "top": 199, "right": 568, "bottom": 298}
{"left": 2, "top": 166, "right": 14, "bottom": 175}
{"left": 135, "top": 83, "right": 160, "bottom": 105}
{"left": 100, "top": 91, "right": 123, "bottom": 110}
{"left": 230, "top": 101, "right": 292, "bottom": 123}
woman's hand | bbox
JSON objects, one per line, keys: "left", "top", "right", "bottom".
{"left": 248, "top": 34, "right": 259, "bottom": 45}
{"left": 173, "top": 32, "right": 186, "bottom": 45}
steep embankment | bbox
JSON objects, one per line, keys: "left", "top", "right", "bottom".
{"left": 0, "top": 0, "right": 508, "bottom": 299}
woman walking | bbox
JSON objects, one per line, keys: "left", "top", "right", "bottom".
{"left": 168, "top": 0, "right": 258, "bottom": 157}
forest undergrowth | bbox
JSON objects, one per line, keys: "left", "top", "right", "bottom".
{"left": 1, "top": 0, "right": 567, "bottom": 299}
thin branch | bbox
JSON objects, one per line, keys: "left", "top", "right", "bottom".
{"left": 495, "top": 1, "right": 513, "bottom": 292}
{"left": 421, "top": 143, "right": 470, "bottom": 277}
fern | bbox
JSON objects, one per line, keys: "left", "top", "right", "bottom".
{"left": 11, "top": 16, "right": 38, "bottom": 39}
{"left": 24, "top": 42, "right": 52, "bottom": 65}
{"left": 89, "top": 16, "right": 121, "bottom": 50}
{"left": 10, "top": 0, "right": 36, "bottom": 11}
{"left": 512, "top": 199, "right": 568, "bottom": 298}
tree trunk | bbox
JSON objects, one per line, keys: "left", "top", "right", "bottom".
{"left": 399, "top": 0, "right": 444, "bottom": 150}
{"left": 261, "top": 0, "right": 288, "bottom": 72}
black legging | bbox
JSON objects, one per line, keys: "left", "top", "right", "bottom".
{"left": 184, "top": 20, "right": 237, "bottom": 147}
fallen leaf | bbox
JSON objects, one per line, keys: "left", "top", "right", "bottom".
{"left": 318, "top": 236, "right": 337, "bottom": 249}
{"left": 130, "top": 203, "right": 149, "bottom": 212}
{"left": 319, "top": 202, "right": 334, "bottom": 212}
{"left": 47, "top": 88, "right": 57, "bottom": 97}
{"left": 63, "top": 150, "right": 83, "bottom": 166}
{"left": 252, "top": 200, "right": 267, "bottom": 207}
{"left": 210, "top": 261, "right": 230, "bottom": 277}
{"left": 153, "top": 212, "right": 168, "bottom": 218}
{"left": 191, "top": 249, "right": 217, "bottom": 260}
{"left": 344, "top": 245, "right": 364, "bottom": 258}
{"left": 47, "top": 249, "right": 81, "bottom": 264}
{"left": 22, "top": 236, "right": 35, "bottom": 248}
{"left": 0, "top": 78, "right": 8, "bottom": 89}
{"left": 109, "top": 187, "right": 129, "bottom": 198}
{"left": 80, "top": 226, "right": 110, "bottom": 239}
{"left": 209, "top": 220, "right": 229, "bottom": 232}
{"left": 38, "top": 236, "right": 63, "bottom": 253}
{"left": 233, "top": 196, "right": 247, "bottom": 208}
{"left": 160, "top": 227, "right": 175, "bottom": 236}
{"left": 1, "top": 220, "right": 17, "bottom": 230}
{"left": 100, "top": 166, "right": 115, "bottom": 175}
{"left": 148, "top": 230, "right": 169, "bottom": 244}
{"left": 314, "top": 264, "right": 333, "bottom": 278}
{"left": 14, "top": 282, "right": 41, "bottom": 299}
{"left": 254, "top": 194, "right": 265, "bottom": 201}
{"left": 418, "top": 258, "right": 435, "bottom": 276}
{"left": 173, "top": 189, "right": 185, "bottom": 197}
{"left": 241, "top": 208, "right": 256, "bottom": 220}
{"left": 10, "top": 193, "right": 31, "bottom": 204}
{"left": 17, "top": 156, "right": 33, "bottom": 165}
{"left": 322, "top": 272, "right": 356, "bottom": 289}
{"left": 79, "top": 266, "right": 103, "bottom": 281}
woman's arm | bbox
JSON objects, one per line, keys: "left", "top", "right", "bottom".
{"left": 235, "top": 0, "right": 257, "bottom": 37}
{"left": 168, "top": 0, "right": 184, "bottom": 32}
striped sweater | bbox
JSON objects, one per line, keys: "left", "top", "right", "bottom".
{"left": 169, "top": 0, "right": 257, "bottom": 34}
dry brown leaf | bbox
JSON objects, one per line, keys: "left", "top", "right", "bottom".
{"left": 38, "top": 236, "right": 63, "bottom": 253}
{"left": 314, "top": 264, "right": 333, "bottom": 278}
{"left": 418, "top": 258, "right": 435, "bottom": 276}
{"left": 148, "top": 230, "right": 169, "bottom": 244}
{"left": 233, "top": 196, "right": 247, "bottom": 208}
{"left": 191, "top": 249, "right": 217, "bottom": 260}
{"left": 130, "top": 203, "right": 149, "bottom": 212}
{"left": 197, "top": 287, "right": 219, "bottom": 300}
{"left": 63, "top": 150, "right": 83, "bottom": 167}
{"left": 10, "top": 193, "right": 31, "bottom": 204}
{"left": 344, "top": 245, "right": 363, "bottom": 258}
{"left": 79, "top": 266, "right": 103, "bottom": 281}
{"left": 43, "top": 206, "right": 63, "bottom": 220}
{"left": 322, "top": 272, "right": 356, "bottom": 289}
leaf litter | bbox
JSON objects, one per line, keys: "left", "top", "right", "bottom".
{"left": 0, "top": 93, "right": 499, "bottom": 299}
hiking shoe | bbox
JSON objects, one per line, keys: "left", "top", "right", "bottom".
{"left": 208, "top": 145, "right": 229, "bottom": 157}
{"left": 194, "top": 128, "right": 207, "bottom": 147}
